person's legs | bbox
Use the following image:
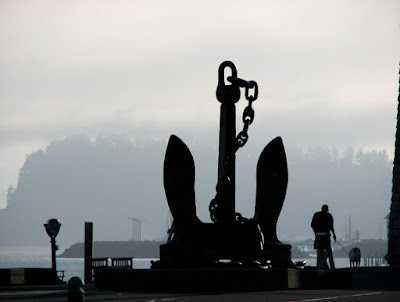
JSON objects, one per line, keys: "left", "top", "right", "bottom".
{"left": 326, "top": 245, "right": 335, "bottom": 269}
{"left": 317, "top": 248, "right": 326, "bottom": 268}
{"left": 321, "top": 249, "right": 329, "bottom": 269}
{"left": 315, "top": 236, "right": 322, "bottom": 268}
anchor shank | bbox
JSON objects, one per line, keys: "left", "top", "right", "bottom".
{"left": 218, "top": 103, "right": 236, "bottom": 223}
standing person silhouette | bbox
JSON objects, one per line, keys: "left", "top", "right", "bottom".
{"left": 311, "top": 204, "right": 336, "bottom": 269}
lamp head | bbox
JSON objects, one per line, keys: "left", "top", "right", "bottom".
{"left": 44, "top": 218, "right": 61, "bottom": 238}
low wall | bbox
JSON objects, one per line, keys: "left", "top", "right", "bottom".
{"left": 351, "top": 267, "right": 400, "bottom": 290}
{"left": 94, "top": 268, "right": 298, "bottom": 291}
{"left": 0, "top": 268, "right": 63, "bottom": 286}
{"left": 93, "top": 267, "right": 400, "bottom": 291}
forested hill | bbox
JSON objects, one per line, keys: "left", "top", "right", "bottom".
{"left": 59, "top": 240, "right": 310, "bottom": 259}
{"left": 0, "top": 135, "right": 393, "bottom": 246}
{"left": 60, "top": 240, "right": 162, "bottom": 258}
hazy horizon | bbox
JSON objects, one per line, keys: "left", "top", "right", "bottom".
{"left": 0, "top": 134, "right": 392, "bottom": 247}
{"left": 1, "top": 0, "right": 400, "bottom": 209}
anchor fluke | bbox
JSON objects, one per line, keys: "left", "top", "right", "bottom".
{"left": 163, "top": 135, "right": 198, "bottom": 227}
{"left": 254, "top": 136, "right": 288, "bottom": 243}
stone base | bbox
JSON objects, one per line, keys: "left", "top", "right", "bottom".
{"left": 154, "top": 241, "right": 292, "bottom": 269}
{"left": 261, "top": 242, "right": 292, "bottom": 267}
{"left": 155, "top": 242, "right": 217, "bottom": 268}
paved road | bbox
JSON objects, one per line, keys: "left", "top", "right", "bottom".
{"left": 1, "top": 285, "right": 400, "bottom": 301}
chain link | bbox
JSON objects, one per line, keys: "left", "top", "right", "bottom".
{"left": 235, "top": 80, "right": 258, "bottom": 152}
{"left": 209, "top": 176, "right": 231, "bottom": 223}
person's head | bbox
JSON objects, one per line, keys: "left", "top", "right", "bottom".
{"left": 321, "top": 204, "right": 329, "bottom": 212}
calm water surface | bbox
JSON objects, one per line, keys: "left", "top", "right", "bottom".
{"left": 0, "top": 246, "right": 155, "bottom": 281}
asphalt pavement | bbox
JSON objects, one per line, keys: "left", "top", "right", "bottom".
{"left": 1, "top": 285, "right": 400, "bottom": 302}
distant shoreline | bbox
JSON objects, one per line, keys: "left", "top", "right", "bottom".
{"left": 59, "top": 238, "right": 388, "bottom": 259}
{"left": 59, "top": 240, "right": 162, "bottom": 258}
{"left": 59, "top": 240, "right": 310, "bottom": 259}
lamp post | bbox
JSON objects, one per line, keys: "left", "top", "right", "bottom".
{"left": 44, "top": 218, "right": 61, "bottom": 272}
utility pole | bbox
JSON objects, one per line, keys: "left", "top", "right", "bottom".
{"left": 349, "top": 214, "right": 352, "bottom": 241}
{"left": 128, "top": 217, "right": 141, "bottom": 241}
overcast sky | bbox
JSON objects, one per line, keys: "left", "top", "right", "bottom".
{"left": 1, "top": 0, "right": 399, "bottom": 209}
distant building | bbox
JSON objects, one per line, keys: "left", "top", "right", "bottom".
{"left": 388, "top": 62, "right": 400, "bottom": 267}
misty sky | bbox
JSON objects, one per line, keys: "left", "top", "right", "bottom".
{"left": 1, "top": 0, "right": 400, "bottom": 209}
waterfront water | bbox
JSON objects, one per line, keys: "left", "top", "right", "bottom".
{"left": 0, "top": 246, "right": 156, "bottom": 282}
{"left": 0, "top": 246, "right": 387, "bottom": 282}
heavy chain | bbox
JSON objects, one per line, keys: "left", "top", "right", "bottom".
{"left": 209, "top": 77, "right": 258, "bottom": 223}
{"left": 233, "top": 79, "right": 258, "bottom": 152}
{"left": 209, "top": 175, "right": 231, "bottom": 223}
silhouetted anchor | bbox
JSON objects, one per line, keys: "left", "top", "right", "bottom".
{"left": 153, "top": 61, "right": 291, "bottom": 269}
